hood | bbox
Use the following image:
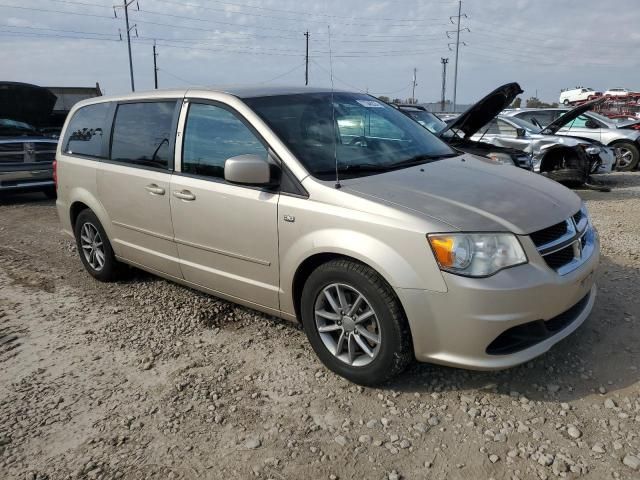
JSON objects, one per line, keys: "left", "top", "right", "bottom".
{"left": 542, "top": 98, "right": 605, "bottom": 134}
{"left": 442, "top": 82, "right": 523, "bottom": 138}
{"left": 342, "top": 155, "right": 581, "bottom": 235}
{"left": 0, "top": 82, "right": 57, "bottom": 126}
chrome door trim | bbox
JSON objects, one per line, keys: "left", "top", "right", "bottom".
{"left": 173, "top": 237, "right": 271, "bottom": 266}
{"left": 112, "top": 220, "right": 174, "bottom": 242}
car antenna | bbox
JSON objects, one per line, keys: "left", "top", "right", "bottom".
{"left": 328, "top": 25, "right": 341, "bottom": 189}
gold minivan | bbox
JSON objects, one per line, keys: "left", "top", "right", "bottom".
{"left": 56, "top": 87, "right": 599, "bottom": 385}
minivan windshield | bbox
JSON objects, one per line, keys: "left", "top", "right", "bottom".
{"left": 244, "top": 92, "right": 457, "bottom": 179}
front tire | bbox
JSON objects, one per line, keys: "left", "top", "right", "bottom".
{"left": 563, "top": 99, "right": 570, "bottom": 106}
{"left": 74, "top": 209, "right": 125, "bottom": 282}
{"left": 613, "top": 141, "right": 640, "bottom": 171}
{"left": 300, "top": 259, "right": 413, "bottom": 386}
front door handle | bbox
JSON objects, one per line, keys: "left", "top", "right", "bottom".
{"left": 145, "top": 183, "right": 165, "bottom": 195}
{"left": 173, "top": 190, "right": 196, "bottom": 201}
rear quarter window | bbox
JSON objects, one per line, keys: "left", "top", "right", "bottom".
{"left": 63, "top": 103, "right": 111, "bottom": 158}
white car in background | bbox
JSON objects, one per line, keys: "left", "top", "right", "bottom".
{"left": 604, "top": 88, "right": 631, "bottom": 97}
{"left": 559, "top": 88, "right": 602, "bottom": 105}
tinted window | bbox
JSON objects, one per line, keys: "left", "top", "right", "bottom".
{"left": 244, "top": 93, "right": 455, "bottom": 180}
{"left": 64, "top": 103, "right": 111, "bottom": 158}
{"left": 110, "top": 102, "right": 176, "bottom": 169}
{"left": 182, "top": 103, "right": 267, "bottom": 179}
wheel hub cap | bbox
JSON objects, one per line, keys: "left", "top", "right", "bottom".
{"left": 314, "top": 283, "right": 381, "bottom": 367}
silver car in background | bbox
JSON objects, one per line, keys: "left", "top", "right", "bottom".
{"left": 504, "top": 105, "right": 640, "bottom": 170}
{"left": 55, "top": 87, "right": 599, "bottom": 385}
{"left": 469, "top": 115, "right": 615, "bottom": 182}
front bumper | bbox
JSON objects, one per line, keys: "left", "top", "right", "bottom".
{"left": 0, "top": 165, "right": 53, "bottom": 192}
{"left": 397, "top": 230, "right": 599, "bottom": 370}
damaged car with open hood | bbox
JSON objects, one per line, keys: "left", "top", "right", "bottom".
{"left": 398, "top": 83, "right": 614, "bottom": 186}
{"left": 0, "top": 82, "right": 59, "bottom": 197}
{"left": 395, "top": 83, "right": 533, "bottom": 170}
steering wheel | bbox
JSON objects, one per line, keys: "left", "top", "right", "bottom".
{"left": 349, "top": 135, "right": 368, "bottom": 146}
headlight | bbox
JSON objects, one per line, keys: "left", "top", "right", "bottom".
{"left": 427, "top": 233, "right": 527, "bottom": 277}
{"left": 486, "top": 152, "right": 515, "bottom": 165}
{"left": 584, "top": 145, "right": 601, "bottom": 155}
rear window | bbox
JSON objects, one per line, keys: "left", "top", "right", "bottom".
{"left": 110, "top": 101, "right": 177, "bottom": 170}
{"left": 63, "top": 103, "right": 111, "bottom": 158}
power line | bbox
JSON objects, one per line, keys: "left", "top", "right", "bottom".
{"left": 0, "top": 3, "right": 114, "bottom": 19}
{"left": 0, "top": 29, "right": 121, "bottom": 42}
{"left": 257, "top": 62, "right": 307, "bottom": 85}
{"left": 152, "top": 0, "right": 454, "bottom": 25}
{"left": 156, "top": 67, "right": 193, "bottom": 85}
{"left": 0, "top": 23, "right": 119, "bottom": 38}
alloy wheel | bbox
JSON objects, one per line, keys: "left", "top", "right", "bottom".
{"left": 314, "top": 283, "right": 381, "bottom": 367}
{"left": 617, "top": 147, "right": 634, "bottom": 169}
{"left": 80, "top": 222, "right": 105, "bottom": 271}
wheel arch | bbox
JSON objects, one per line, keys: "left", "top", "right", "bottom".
{"left": 67, "top": 188, "right": 115, "bottom": 246}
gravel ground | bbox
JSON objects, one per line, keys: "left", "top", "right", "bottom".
{"left": 1, "top": 172, "right": 639, "bottom": 480}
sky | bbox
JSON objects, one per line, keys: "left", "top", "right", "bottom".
{"left": 1, "top": 0, "right": 639, "bottom": 104}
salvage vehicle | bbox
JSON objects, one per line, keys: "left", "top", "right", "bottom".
{"left": 468, "top": 112, "right": 616, "bottom": 182}
{"left": 504, "top": 105, "right": 640, "bottom": 170}
{"left": 395, "top": 83, "right": 533, "bottom": 170}
{"left": 56, "top": 87, "right": 599, "bottom": 385}
{"left": 0, "top": 82, "right": 59, "bottom": 197}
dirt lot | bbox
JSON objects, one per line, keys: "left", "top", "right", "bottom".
{"left": 1, "top": 173, "right": 639, "bottom": 480}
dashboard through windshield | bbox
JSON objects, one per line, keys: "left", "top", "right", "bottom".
{"left": 244, "top": 92, "right": 456, "bottom": 179}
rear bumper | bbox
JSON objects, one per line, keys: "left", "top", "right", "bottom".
{"left": 397, "top": 233, "right": 599, "bottom": 370}
{"left": 0, "top": 165, "right": 53, "bottom": 191}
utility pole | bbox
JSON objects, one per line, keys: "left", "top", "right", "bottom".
{"left": 153, "top": 41, "right": 158, "bottom": 89}
{"left": 447, "top": 1, "right": 468, "bottom": 112}
{"left": 114, "top": 0, "right": 139, "bottom": 92}
{"left": 440, "top": 58, "right": 449, "bottom": 112}
{"left": 304, "top": 31, "right": 309, "bottom": 85}
{"left": 411, "top": 68, "right": 418, "bottom": 104}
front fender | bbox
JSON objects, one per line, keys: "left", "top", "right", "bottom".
{"left": 279, "top": 227, "right": 447, "bottom": 317}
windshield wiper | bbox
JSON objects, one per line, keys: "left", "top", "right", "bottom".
{"left": 388, "top": 153, "right": 458, "bottom": 168}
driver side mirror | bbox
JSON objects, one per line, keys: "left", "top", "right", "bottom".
{"left": 224, "top": 154, "right": 280, "bottom": 187}
{"left": 516, "top": 128, "right": 526, "bottom": 138}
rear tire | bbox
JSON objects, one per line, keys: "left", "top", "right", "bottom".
{"left": 563, "top": 99, "right": 570, "bottom": 106}
{"left": 74, "top": 209, "right": 126, "bottom": 282}
{"left": 300, "top": 259, "right": 413, "bottom": 386}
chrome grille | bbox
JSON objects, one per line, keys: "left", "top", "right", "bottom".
{"left": 530, "top": 206, "right": 595, "bottom": 275}
{"left": 0, "top": 141, "right": 57, "bottom": 164}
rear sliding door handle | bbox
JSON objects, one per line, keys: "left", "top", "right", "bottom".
{"left": 173, "top": 190, "right": 196, "bottom": 201}
{"left": 145, "top": 184, "right": 165, "bottom": 195}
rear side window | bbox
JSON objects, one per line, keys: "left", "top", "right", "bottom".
{"left": 63, "top": 103, "right": 111, "bottom": 158}
{"left": 110, "top": 101, "right": 177, "bottom": 170}
{"left": 182, "top": 103, "right": 267, "bottom": 179}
